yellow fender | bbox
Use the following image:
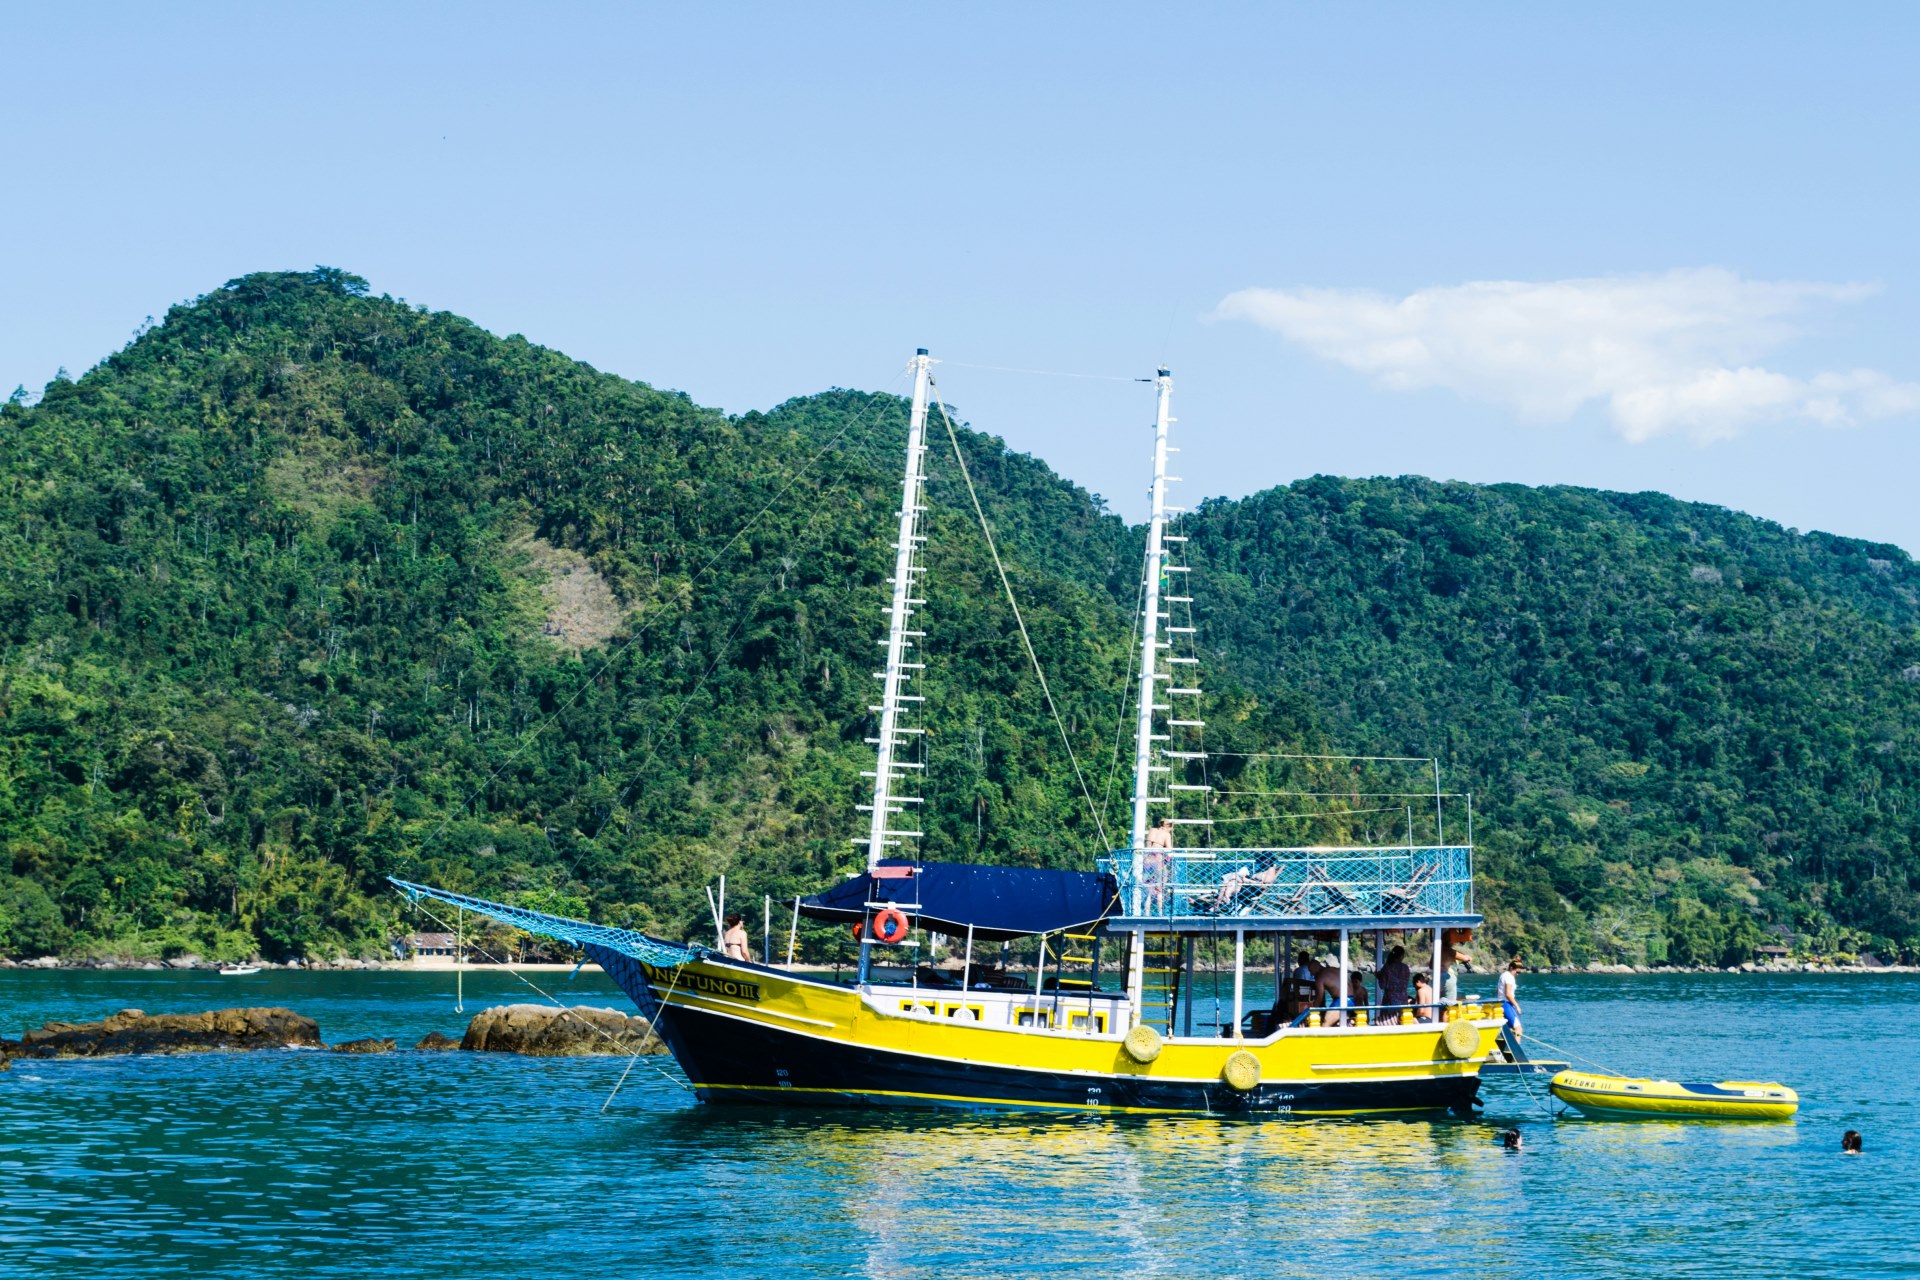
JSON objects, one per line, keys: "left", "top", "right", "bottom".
{"left": 1222, "top": 1049, "right": 1261, "bottom": 1091}
{"left": 1442, "top": 1020, "right": 1480, "bottom": 1059}
{"left": 1122, "top": 1023, "right": 1163, "bottom": 1064}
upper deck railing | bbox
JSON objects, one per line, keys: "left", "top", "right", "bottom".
{"left": 1098, "top": 845, "right": 1475, "bottom": 926}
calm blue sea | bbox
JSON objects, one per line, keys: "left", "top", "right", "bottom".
{"left": 0, "top": 969, "right": 1908, "bottom": 1279}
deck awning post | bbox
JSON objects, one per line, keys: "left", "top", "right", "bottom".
{"left": 1339, "top": 927, "right": 1350, "bottom": 1025}
{"left": 1182, "top": 936, "right": 1196, "bottom": 1037}
{"left": 1128, "top": 927, "right": 1145, "bottom": 1026}
{"left": 1433, "top": 926, "right": 1444, "bottom": 1010}
{"left": 1232, "top": 928, "right": 1245, "bottom": 1039}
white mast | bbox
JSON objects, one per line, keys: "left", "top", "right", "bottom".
{"left": 862, "top": 349, "right": 934, "bottom": 871}
{"left": 1129, "top": 369, "right": 1176, "bottom": 857}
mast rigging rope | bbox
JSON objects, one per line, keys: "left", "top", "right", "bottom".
{"left": 929, "top": 378, "right": 1111, "bottom": 851}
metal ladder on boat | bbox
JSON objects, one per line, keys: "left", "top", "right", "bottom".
{"left": 1139, "top": 936, "right": 1183, "bottom": 1034}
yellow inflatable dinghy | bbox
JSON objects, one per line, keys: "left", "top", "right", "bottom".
{"left": 1549, "top": 1070, "right": 1798, "bottom": 1120}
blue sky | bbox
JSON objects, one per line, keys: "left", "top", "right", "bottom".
{"left": 6, "top": 3, "right": 1919, "bottom": 547}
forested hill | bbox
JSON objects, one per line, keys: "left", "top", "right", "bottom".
{"left": 3, "top": 270, "right": 1916, "bottom": 965}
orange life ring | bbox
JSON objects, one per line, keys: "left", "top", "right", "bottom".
{"left": 871, "top": 907, "right": 911, "bottom": 945}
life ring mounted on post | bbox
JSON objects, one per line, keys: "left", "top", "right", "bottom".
{"left": 870, "top": 907, "right": 911, "bottom": 945}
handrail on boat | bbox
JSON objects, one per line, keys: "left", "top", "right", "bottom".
{"left": 1099, "top": 844, "right": 1474, "bottom": 922}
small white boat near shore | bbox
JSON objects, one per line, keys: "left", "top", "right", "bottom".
{"left": 218, "top": 965, "right": 262, "bottom": 976}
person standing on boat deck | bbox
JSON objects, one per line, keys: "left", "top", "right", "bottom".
{"left": 1498, "top": 959, "right": 1525, "bottom": 1037}
{"left": 1413, "top": 971, "right": 1436, "bottom": 1019}
{"left": 1442, "top": 946, "right": 1464, "bottom": 1009}
{"left": 722, "top": 914, "right": 751, "bottom": 962}
{"left": 1142, "top": 817, "right": 1174, "bottom": 912}
{"left": 1379, "top": 945, "right": 1412, "bottom": 1017}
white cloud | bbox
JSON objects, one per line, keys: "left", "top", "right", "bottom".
{"left": 1217, "top": 269, "right": 1920, "bottom": 442}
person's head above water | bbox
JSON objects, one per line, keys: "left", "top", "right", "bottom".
{"left": 1843, "top": 1130, "right": 1863, "bottom": 1154}
{"left": 1502, "top": 1128, "right": 1522, "bottom": 1149}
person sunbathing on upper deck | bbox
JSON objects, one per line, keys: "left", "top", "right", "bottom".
{"left": 1209, "top": 862, "right": 1280, "bottom": 912}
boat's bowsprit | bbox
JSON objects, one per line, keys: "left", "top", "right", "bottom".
{"left": 387, "top": 877, "right": 703, "bottom": 969}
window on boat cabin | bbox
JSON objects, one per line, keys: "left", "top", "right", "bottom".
{"left": 1015, "top": 1010, "right": 1051, "bottom": 1028}
{"left": 943, "top": 1004, "right": 984, "bottom": 1021}
{"left": 1067, "top": 1011, "right": 1107, "bottom": 1033}
{"left": 898, "top": 1000, "right": 941, "bottom": 1016}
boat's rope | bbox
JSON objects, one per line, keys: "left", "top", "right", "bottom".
{"left": 1099, "top": 572, "right": 1147, "bottom": 833}
{"left": 939, "top": 359, "right": 1145, "bottom": 384}
{"left": 1517, "top": 1029, "right": 1627, "bottom": 1078}
{"left": 556, "top": 371, "right": 924, "bottom": 887}
{"left": 406, "top": 898, "right": 692, "bottom": 1094}
{"left": 399, "top": 363, "right": 914, "bottom": 877}
{"left": 928, "top": 379, "right": 1111, "bottom": 850}
{"left": 1508, "top": 1047, "right": 1561, "bottom": 1119}
{"left": 601, "top": 963, "right": 688, "bottom": 1113}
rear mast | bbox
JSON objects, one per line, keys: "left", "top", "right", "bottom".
{"left": 1128, "top": 368, "right": 1176, "bottom": 855}
{"left": 1126, "top": 368, "right": 1198, "bottom": 1023}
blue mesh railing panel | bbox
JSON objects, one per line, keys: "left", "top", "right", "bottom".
{"left": 389, "top": 878, "right": 703, "bottom": 968}
{"left": 1097, "top": 846, "right": 1474, "bottom": 920}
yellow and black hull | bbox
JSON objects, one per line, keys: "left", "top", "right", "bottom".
{"left": 592, "top": 947, "right": 1498, "bottom": 1116}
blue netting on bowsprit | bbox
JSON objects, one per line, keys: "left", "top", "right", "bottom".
{"left": 388, "top": 878, "right": 702, "bottom": 968}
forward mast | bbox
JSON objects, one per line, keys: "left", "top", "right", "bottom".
{"left": 860, "top": 349, "right": 935, "bottom": 872}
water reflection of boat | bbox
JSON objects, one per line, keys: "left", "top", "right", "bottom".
{"left": 393, "top": 354, "right": 1502, "bottom": 1115}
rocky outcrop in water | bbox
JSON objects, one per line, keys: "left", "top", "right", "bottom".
{"left": 460, "top": 1004, "right": 663, "bottom": 1056}
{"left": 331, "top": 1037, "right": 395, "bottom": 1054}
{"left": 414, "top": 1031, "right": 462, "bottom": 1051}
{"left": 7, "top": 1007, "right": 325, "bottom": 1058}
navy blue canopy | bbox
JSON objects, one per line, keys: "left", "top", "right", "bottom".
{"left": 801, "top": 861, "right": 1120, "bottom": 941}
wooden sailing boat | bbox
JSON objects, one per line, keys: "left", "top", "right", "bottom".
{"left": 394, "top": 351, "right": 1500, "bottom": 1114}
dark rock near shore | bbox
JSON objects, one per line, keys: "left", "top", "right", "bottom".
{"left": 414, "top": 1031, "right": 462, "bottom": 1051}
{"left": 460, "top": 1004, "right": 663, "bottom": 1056}
{"left": 331, "top": 1037, "right": 395, "bottom": 1054}
{"left": 11, "top": 1007, "right": 324, "bottom": 1058}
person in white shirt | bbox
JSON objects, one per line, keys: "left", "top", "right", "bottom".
{"left": 1497, "top": 958, "right": 1525, "bottom": 1036}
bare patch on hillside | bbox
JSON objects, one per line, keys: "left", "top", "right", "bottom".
{"left": 515, "top": 534, "right": 625, "bottom": 652}
{"left": 266, "top": 436, "right": 382, "bottom": 535}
